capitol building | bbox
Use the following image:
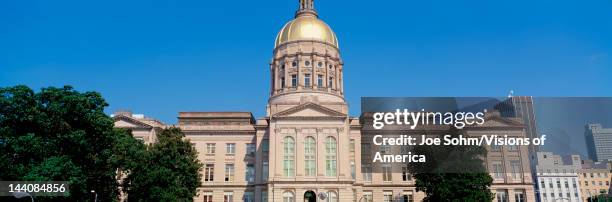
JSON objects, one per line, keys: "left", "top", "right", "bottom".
{"left": 113, "top": 0, "right": 536, "bottom": 201}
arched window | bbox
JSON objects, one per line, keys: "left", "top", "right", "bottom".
{"left": 283, "top": 136, "right": 295, "bottom": 177}
{"left": 283, "top": 191, "right": 295, "bottom": 202}
{"left": 326, "top": 191, "right": 338, "bottom": 202}
{"left": 304, "top": 137, "right": 316, "bottom": 176}
{"left": 325, "top": 136, "right": 337, "bottom": 176}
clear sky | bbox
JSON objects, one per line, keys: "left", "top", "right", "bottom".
{"left": 1, "top": 0, "right": 611, "bottom": 124}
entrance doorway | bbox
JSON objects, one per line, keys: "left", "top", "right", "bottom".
{"left": 304, "top": 190, "right": 316, "bottom": 202}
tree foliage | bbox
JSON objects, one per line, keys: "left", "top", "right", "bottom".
{"left": 121, "top": 127, "right": 202, "bottom": 202}
{"left": 587, "top": 194, "right": 612, "bottom": 202}
{"left": 408, "top": 127, "right": 494, "bottom": 202}
{"left": 0, "top": 85, "right": 125, "bottom": 201}
{"left": 0, "top": 85, "right": 202, "bottom": 201}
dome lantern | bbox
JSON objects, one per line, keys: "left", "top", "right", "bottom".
{"left": 274, "top": 0, "right": 339, "bottom": 48}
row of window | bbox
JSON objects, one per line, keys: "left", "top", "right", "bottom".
{"left": 201, "top": 191, "right": 263, "bottom": 202}
{"left": 361, "top": 191, "right": 414, "bottom": 202}
{"left": 539, "top": 178, "right": 578, "bottom": 189}
{"left": 539, "top": 191, "right": 578, "bottom": 200}
{"left": 280, "top": 74, "right": 335, "bottom": 88}
{"left": 283, "top": 136, "right": 337, "bottom": 177}
{"left": 279, "top": 61, "right": 337, "bottom": 69}
{"left": 537, "top": 168, "right": 578, "bottom": 174}
{"left": 496, "top": 189, "right": 526, "bottom": 202}
{"left": 583, "top": 180, "right": 610, "bottom": 186}
{"left": 491, "top": 161, "right": 523, "bottom": 179}
{"left": 203, "top": 162, "right": 267, "bottom": 182}
{"left": 360, "top": 165, "right": 412, "bottom": 182}
{"left": 582, "top": 172, "right": 609, "bottom": 178}
{"left": 490, "top": 144, "right": 519, "bottom": 151}
{"left": 581, "top": 189, "right": 608, "bottom": 195}
{"left": 204, "top": 142, "right": 264, "bottom": 155}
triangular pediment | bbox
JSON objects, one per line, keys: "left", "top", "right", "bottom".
{"left": 273, "top": 102, "right": 346, "bottom": 118}
{"left": 113, "top": 115, "right": 154, "bottom": 129}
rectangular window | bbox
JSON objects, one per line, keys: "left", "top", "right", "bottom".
{"left": 402, "top": 166, "right": 411, "bottom": 181}
{"left": 496, "top": 190, "right": 508, "bottom": 202}
{"left": 325, "top": 138, "right": 337, "bottom": 177}
{"left": 508, "top": 144, "right": 518, "bottom": 151}
{"left": 284, "top": 137, "right": 295, "bottom": 177}
{"left": 401, "top": 191, "right": 413, "bottom": 202}
{"left": 291, "top": 75, "right": 297, "bottom": 87}
{"left": 244, "top": 191, "right": 254, "bottom": 202}
{"left": 383, "top": 164, "right": 392, "bottom": 182}
{"left": 510, "top": 160, "right": 521, "bottom": 179}
{"left": 225, "top": 164, "right": 234, "bottom": 182}
{"left": 514, "top": 190, "right": 525, "bottom": 202}
{"left": 317, "top": 75, "right": 323, "bottom": 87}
{"left": 203, "top": 192, "right": 213, "bottom": 202}
{"left": 383, "top": 191, "right": 393, "bottom": 202}
{"left": 549, "top": 179, "right": 552, "bottom": 187}
{"left": 204, "top": 164, "right": 214, "bottom": 182}
{"left": 261, "top": 191, "right": 268, "bottom": 202}
{"left": 491, "top": 144, "right": 501, "bottom": 151}
{"left": 262, "top": 140, "right": 269, "bottom": 153}
{"left": 492, "top": 161, "right": 504, "bottom": 179}
{"left": 304, "top": 74, "right": 311, "bottom": 86}
{"left": 328, "top": 77, "right": 333, "bottom": 88}
{"left": 226, "top": 143, "right": 235, "bottom": 155}
{"left": 206, "top": 143, "right": 216, "bottom": 154}
{"left": 362, "top": 165, "right": 372, "bottom": 182}
{"left": 381, "top": 145, "right": 391, "bottom": 154}
{"left": 304, "top": 141, "right": 316, "bottom": 177}
{"left": 363, "top": 191, "right": 373, "bottom": 202}
{"left": 281, "top": 77, "right": 285, "bottom": 88}
{"left": 262, "top": 161, "right": 269, "bottom": 181}
{"left": 350, "top": 160, "right": 356, "bottom": 180}
{"left": 246, "top": 143, "right": 256, "bottom": 156}
{"left": 224, "top": 192, "right": 233, "bottom": 202}
{"left": 246, "top": 164, "right": 255, "bottom": 182}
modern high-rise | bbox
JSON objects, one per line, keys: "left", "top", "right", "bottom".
{"left": 585, "top": 123, "right": 612, "bottom": 162}
{"left": 496, "top": 96, "right": 539, "bottom": 159}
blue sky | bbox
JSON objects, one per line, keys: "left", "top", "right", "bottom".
{"left": 1, "top": 0, "right": 611, "bottom": 124}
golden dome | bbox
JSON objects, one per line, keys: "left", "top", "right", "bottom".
{"left": 275, "top": 15, "right": 338, "bottom": 48}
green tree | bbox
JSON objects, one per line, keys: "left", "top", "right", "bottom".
{"left": 408, "top": 127, "right": 494, "bottom": 202}
{"left": 587, "top": 194, "right": 612, "bottom": 202}
{"left": 122, "top": 127, "right": 202, "bottom": 202}
{"left": 0, "top": 85, "right": 129, "bottom": 201}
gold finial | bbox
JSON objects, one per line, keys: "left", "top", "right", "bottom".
{"left": 296, "top": 0, "right": 317, "bottom": 17}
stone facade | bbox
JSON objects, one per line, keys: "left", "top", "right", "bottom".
{"left": 112, "top": 0, "right": 536, "bottom": 201}
{"left": 535, "top": 152, "right": 583, "bottom": 202}
{"left": 577, "top": 161, "right": 611, "bottom": 201}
